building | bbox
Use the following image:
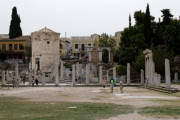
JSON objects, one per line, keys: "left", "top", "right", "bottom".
{"left": 0, "top": 34, "right": 9, "bottom": 39}
{"left": 71, "top": 34, "right": 99, "bottom": 58}
{"left": 0, "top": 36, "right": 31, "bottom": 62}
{"left": 31, "top": 27, "right": 60, "bottom": 72}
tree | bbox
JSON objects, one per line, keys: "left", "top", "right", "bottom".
{"left": 102, "top": 49, "right": 109, "bottom": 63}
{"left": 134, "top": 11, "right": 146, "bottom": 25}
{"left": 9, "top": 7, "right": 22, "bottom": 39}
{"left": 164, "top": 20, "right": 180, "bottom": 54}
{"left": 144, "top": 4, "right": 152, "bottom": 47}
{"left": 99, "top": 33, "right": 116, "bottom": 63}
{"left": 161, "top": 9, "right": 173, "bottom": 25}
{"left": 129, "top": 14, "right": 132, "bottom": 28}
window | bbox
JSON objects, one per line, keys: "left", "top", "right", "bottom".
{"left": 9, "top": 44, "right": 12, "bottom": 51}
{"left": 81, "top": 44, "right": 85, "bottom": 51}
{"left": 47, "top": 41, "right": 50, "bottom": 44}
{"left": 75, "top": 44, "right": 78, "bottom": 49}
{"left": 88, "top": 43, "right": 91, "bottom": 47}
{"left": 14, "top": 44, "right": 18, "bottom": 50}
{"left": 2, "top": 44, "right": 6, "bottom": 52}
{"left": 19, "top": 44, "right": 24, "bottom": 50}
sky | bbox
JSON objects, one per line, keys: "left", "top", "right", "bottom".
{"left": 0, "top": 0, "right": 179, "bottom": 37}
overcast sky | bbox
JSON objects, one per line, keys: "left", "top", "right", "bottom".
{"left": 0, "top": 0, "right": 179, "bottom": 37}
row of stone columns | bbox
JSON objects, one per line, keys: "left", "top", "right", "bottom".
{"left": 71, "top": 63, "right": 117, "bottom": 85}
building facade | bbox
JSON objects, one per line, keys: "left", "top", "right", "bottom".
{"left": 71, "top": 34, "right": 99, "bottom": 58}
{"left": 0, "top": 36, "right": 31, "bottom": 62}
{"left": 31, "top": 27, "right": 60, "bottom": 72}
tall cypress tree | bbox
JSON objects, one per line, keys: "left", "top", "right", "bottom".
{"left": 129, "top": 14, "right": 132, "bottom": 28}
{"left": 144, "top": 4, "right": 152, "bottom": 47}
{"left": 9, "top": 7, "right": 22, "bottom": 39}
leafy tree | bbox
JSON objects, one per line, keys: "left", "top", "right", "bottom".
{"left": 99, "top": 33, "right": 116, "bottom": 63}
{"left": 152, "top": 48, "right": 174, "bottom": 76}
{"left": 164, "top": 20, "right": 180, "bottom": 54}
{"left": 9, "top": 7, "right": 22, "bottom": 39}
{"left": 102, "top": 49, "right": 109, "bottom": 63}
{"left": 134, "top": 11, "right": 146, "bottom": 26}
{"left": 161, "top": 9, "right": 173, "bottom": 25}
{"left": 132, "top": 51, "right": 145, "bottom": 73}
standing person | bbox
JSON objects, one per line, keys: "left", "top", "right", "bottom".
{"left": 22, "top": 76, "right": 26, "bottom": 85}
{"left": 120, "top": 81, "right": 123, "bottom": 94}
{"left": 16, "top": 78, "right": 19, "bottom": 88}
{"left": 110, "top": 77, "right": 114, "bottom": 93}
{"left": 35, "top": 78, "right": 39, "bottom": 86}
{"left": 12, "top": 77, "right": 15, "bottom": 88}
{"left": 32, "top": 77, "right": 35, "bottom": 87}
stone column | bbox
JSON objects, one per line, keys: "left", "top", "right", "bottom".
{"left": 72, "top": 64, "right": 76, "bottom": 86}
{"left": 76, "top": 62, "right": 80, "bottom": 78}
{"left": 145, "top": 58, "right": 148, "bottom": 82}
{"left": 127, "top": 63, "right": 130, "bottom": 85}
{"left": 55, "top": 63, "right": 59, "bottom": 86}
{"left": 106, "top": 71, "right": 109, "bottom": 83}
{"left": 141, "top": 69, "right": 144, "bottom": 85}
{"left": 174, "top": 72, "right": 178, "bottom": 83}
{"left": 153, "top": 73, "right": 158, "bottom": 86}
{"left": 99, "top": 51, "right": 102, "bottom": 62}
{"left": 99, "top": 66, "right": 103, "bottom": 84}
{"left": 165, "top": 59, "right": 171, "bottom": 88}
{"left": 108, "top": 50, "right": 111, "bottom": 63}
{"left": 15, "top": 63, "right": 19, "bottom": 81}
{"left": 2, "top": 71, "right": 5, "bottom": 85}
{"left": 86, "top": 64, "right": 90, "bottom": 84}
{"left": 157, "top": 74, "right": 161, "bottom": 87}
{"left": 60, "top": 61, "right": 64, "bottom": 81}
{"left": 150, "top": 61, "right": 155, "bottom": 86}
{"left": 113, "top": 67, "right": 116, "bottom": 83}
{"left": 88, "top": 52, "right": 92, "bottom": 62}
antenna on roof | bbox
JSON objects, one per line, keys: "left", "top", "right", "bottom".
{"left": 65, "top": 32, "right": 67, "bottom": 39}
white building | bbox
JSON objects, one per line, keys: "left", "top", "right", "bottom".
{"left": 31, "top": 27, "right": 60, "bottom": 73}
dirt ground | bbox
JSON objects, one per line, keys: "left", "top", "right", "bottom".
{"left": 0, "top": 86, "right": 180, "bottom": 120}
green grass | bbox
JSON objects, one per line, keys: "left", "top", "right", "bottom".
{"left": 139, "top": 106, "right": 180, "bottom": 118}
{"left": 0, "top": 97, "right": 133, "bottom": 120}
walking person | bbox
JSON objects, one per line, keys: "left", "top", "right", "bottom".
{"left": 119, "top": 81, "right": 123, "bottom": 94}
{"left": 110, "top": 77, "right": 115, "bottom": 93}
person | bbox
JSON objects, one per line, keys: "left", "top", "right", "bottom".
{"left": 15, "top": 79, "right": 19, "bottom": 88}
{"left": 75, "top": 78, "right": 77, "bottom": 83}
{"left": 32, "top": 77, "right": 35, "bottom": 87}
{"left": 35, "top": 78, "right": 39, "bottom": 86}
{"left": 110, "top": 77, "right": 114, "bottom": 93}
{"left": 119, "top": 81, "right": 123, "bottom": 94}
{"left": 12, "top": 77, "right": 15, "bottom": 88}
{"left": 22, "top": 77, "right": 26, "bottom": 85}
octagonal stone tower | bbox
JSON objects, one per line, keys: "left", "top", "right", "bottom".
{"left": 31, "top": 27, "right": 60, "bottom": 73}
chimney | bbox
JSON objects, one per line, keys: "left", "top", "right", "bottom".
{"left": 158, "top": 18, "right": 161, "bottom": 23}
